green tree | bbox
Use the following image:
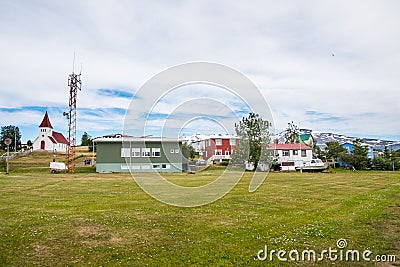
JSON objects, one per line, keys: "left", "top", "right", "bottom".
{"left": 81, "top": 132, "right": 91, "bottom": 146}
{"left": 81, "top": 132, "right": 93, "bottom": 152}
{"left": 313, "top": 145, "right": 326, "bottom": 160}
{"left": 284, "top": 121, "right": 300, "bottom": 144}
{"left": 325, "top": 141, "right": 347, "bottom": 161}
{"left": 340, "top": 139, "right": 370, "bottom": 170}
{"left": 351, "top": 138, "right": 370, "bottom": 170}
{"left": 187, "top": 145, "right": 196, "bottom": 161}
{"left": 339, "top": 151, "right": 352, "bottom": 167}
{"left": 373, "top": 156, "right": 392, "bottom": 170}
{"left": 231, "top": 113, "right": 271, "bottom": 171}
{"left": 372, "top": 147, "right": 400, "bottom": 170}
{"left": 1, "top": 125, "right": 21, "bottom": 151}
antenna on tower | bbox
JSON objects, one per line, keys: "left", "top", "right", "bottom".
{"left": 65, "top": 54, "right": 82, "bottom": 173}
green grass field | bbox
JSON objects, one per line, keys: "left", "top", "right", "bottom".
{"left": 0, "top": 155, "right": 399, "bottom": 266}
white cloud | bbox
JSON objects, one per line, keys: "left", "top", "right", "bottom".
{"left": 0, "top": 0, "right": 399, "bottom": 141}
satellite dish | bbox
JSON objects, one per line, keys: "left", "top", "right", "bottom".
{"left": 4, "top": 138, "right": 11, "bottom": 146}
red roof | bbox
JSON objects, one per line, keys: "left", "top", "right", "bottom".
{"left": 39, "top": 111, "right": 53, "bottom": 129}
{"left": 269, "top": 143, "right": 312, "bottom": 150}
{"left": 52, "top": 131, "right": 69, "bottom": 145}
{"left": 48, "top": 136, "right": 57, "bottom": 144}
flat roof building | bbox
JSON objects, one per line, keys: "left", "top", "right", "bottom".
{"left": 94, "top": 137, "right": 188, "bottom": 173}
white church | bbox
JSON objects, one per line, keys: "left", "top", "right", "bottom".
{"left": 32, "top": 112, "right": 69, "bottom": 153}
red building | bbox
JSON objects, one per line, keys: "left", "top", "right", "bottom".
{"left": 202, "top": 135, "right": 239, "bottom": 162}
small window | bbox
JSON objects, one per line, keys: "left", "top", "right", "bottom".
{"left": 131, "top": 164, "right": 140, "bottom": 170}
{"left": 152, "top": 164, "right": 160, "bottom": 169}
{"left": 141, "top": 164, "right": 151, "bottom": 170}
{"left": 121, "top": 164, "right": 129, "bottom": 170}
{"left": 215, "top": 139, "right": 222, "bottom": 146}
{"left": 132, "top": 148, "right": 141, "bottom": 157}
{"left": 162, "top": 164, "right": 170, "bottom": 169}
{"left": 292, "top": 150, "right": 299, "bottom": 156}
{"left": 142, "top": 148, "right": 151, "bottom": 157}
{"left": 225, "top": 150, "right": 230, "bottom": 156}
{"left": 301, "top": 150, "right": 307, "bottom": 157}
{"left": 283, "top": 150, "right": 289, "bottom": 156}
{"left": 152, "top": 148, "right": 160, "bottom": 157}
{"left": 230, "top": 139, "right": 236, "bottom": 146}
{"left": 121, "top": 148, "right": 131, "bottom": 157}
{"left": 215, "top": 149, "right": 222, "bottom": 155}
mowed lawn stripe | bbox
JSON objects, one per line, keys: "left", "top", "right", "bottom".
{"left": 0, "top": 171, "right": 399, "bottom": 266}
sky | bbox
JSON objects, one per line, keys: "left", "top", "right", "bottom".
{"left": 0, "top": 0, "right": 399, "bottom": 143}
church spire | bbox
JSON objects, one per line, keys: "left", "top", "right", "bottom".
{"left": 39, "top": 111, "right": 53, "bottom": 129}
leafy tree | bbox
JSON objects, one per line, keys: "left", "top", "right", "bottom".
{"left": 383, "top": 146, "right": 391, "bottom": 158}
{"left": 187, "top": 145, "right": 196, "bottom": 161}
{"left": 373, "top": 147, "right": 400, "bottom": 170}
{"left": 81, "top": 132, "right": 93, "bottom": 152}
{"left": 339, "top": 151, "right": 352, "bottom": 167}
{"left": 284, "top": 121, "right": 299, "bottom": 144}
{"left": 340, "top": 139, "right": 370, "bottom": 170}
{"left": 231, "top": 113, "right": 272, "bottom": 171}
{"left": 1, "top": 125, "right": 21, "bottom": 151}
{"left": 313, "top": 145, "right": 326, "bottom": 160}
{"left": 373, "top": 156, "right": 392, "bottom": 170}
{"left": 325, "top": 141, "right": 347, "bottom": 161}
{"left": 81, "top": 132, "right": 91, "bottom": 146}
{"left": 351, "top": 138, "right": 370, "bottom": 170}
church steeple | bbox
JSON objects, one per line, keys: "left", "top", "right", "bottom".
{"left": 39, "top": 111, "right": 53, "bottom": 129}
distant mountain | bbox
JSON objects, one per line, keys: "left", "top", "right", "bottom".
{"left": 273, "top": 129, "right": 400, "bottom": 151}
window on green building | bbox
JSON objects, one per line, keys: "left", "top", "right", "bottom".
{"left": 152, "top": 148, "right": 160, "bottom": 157}
{"left": 132, "top": 148, "right": 140, "bottom": 157}
{"left": 142, "top": 148, "right": 151, "bottom": 157}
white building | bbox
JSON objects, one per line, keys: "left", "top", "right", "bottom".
{"left": 33, "top": 112, "right": 69, "bottom": 153}
{"left": 270, "top": 143, "right": 313, "bottom": 171}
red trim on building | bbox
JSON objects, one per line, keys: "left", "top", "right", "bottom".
{"left": 269, "top": 143, "right": 312, "bottom": 150}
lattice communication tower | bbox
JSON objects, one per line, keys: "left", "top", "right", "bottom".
{"left": 65, "top": 71, "right": 81, "bottom": 173}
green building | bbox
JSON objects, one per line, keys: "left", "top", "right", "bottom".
{"left": 94, "top": 137, "right": 188, "bottom": 173}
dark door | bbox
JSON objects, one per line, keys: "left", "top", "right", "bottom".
{"left": 41, "top": 140, "right": 45, "bottom": 150}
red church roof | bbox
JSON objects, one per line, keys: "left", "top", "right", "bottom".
{"left": 39, "top": 111, "right": 53, "bottom": 129}
{"left": 48, "top": 136, "right": 57, "bottom": 144}
{"left": 52, "top": 131, "right": 69, "bottom": 145}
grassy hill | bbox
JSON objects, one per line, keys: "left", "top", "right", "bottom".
{"left": 0, "top": 147, "right": 96, "bottom": 174}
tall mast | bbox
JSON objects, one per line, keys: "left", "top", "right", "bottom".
{"left": 65, "top": 61, "right": 82, "bottom": 173}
